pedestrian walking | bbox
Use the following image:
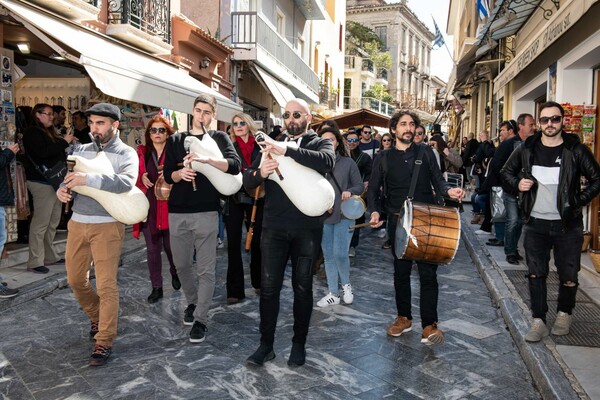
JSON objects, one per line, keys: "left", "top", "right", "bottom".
{"left": 501, "top": 101, "right": 600, "bottom": 342}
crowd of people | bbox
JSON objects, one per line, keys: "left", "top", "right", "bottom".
{"left": 1, "top": 96, "right": 599, "bottom": 369}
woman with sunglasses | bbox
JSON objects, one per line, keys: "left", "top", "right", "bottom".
{"left": 379, "top": 132, "right": 394, "bottom": 151}
{"left": 317, "top": 126, "right": 364, "bottom": 307}
{"left": 23, "top": 103, "right": 75, "bottom": 274}
{"left": 225, "top": 113, "right": 263, "bottom": 304}
{"left": 133, "top": 116, "right": 180, "bottom": 303}
{"left": 374, "top": 133, "right": 395, "bottom": 245}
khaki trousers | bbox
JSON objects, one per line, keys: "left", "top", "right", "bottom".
{"left": 66, "top": 220, "right": 125, "bottom": 345}
{"left": 26, "top": 181, "right": 62, "bottom": 267}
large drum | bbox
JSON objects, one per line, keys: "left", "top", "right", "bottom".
{"left": 394, "top": 200, "right": 461, "bottom": 265}
{"left": 340, "top": 195, "right": 365, "bottom": 220}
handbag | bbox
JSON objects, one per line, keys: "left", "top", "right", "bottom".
{"left": 491, "top": 186, "right": 506, "bottom": 223}
{"left": 154, "top": 166, "right": 172, "bottom": 201}
{"left": 27, "top": 154, "right": 66, "bottom": 190}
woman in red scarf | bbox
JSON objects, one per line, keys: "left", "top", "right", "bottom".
{"left": 133, "top": 116, "right": 180, "bottom": 303}
{"left": 225, "top": 113, "right": 264, "bottom": 304}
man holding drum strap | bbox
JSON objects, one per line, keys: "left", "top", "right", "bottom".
{"left": 367, "top": 110, "right": 464, "bottom": 345}
{"left": 244, "top": 98, "right": 335, "bottom": 367}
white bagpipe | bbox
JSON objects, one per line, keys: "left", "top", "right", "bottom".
{"left": 255, "top": 132, "right": 334, "bottom": 217}
{"left": 184, "top": 124, "right": 243, "bottom": 196}
{"left": 66, "top": 148, "right": 149, "bottom": 225}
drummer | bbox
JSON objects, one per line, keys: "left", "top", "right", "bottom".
{"left": 367, "top": 110, "right": 464, "bottom": 345}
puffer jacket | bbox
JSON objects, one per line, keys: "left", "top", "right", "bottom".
{"left": 500, "top": 131, "right": 600, "bottom": 226}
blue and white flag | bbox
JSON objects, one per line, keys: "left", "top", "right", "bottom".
{"left": 432, "top": 18, "right": 445, "bottom": 49}
{"left": 477, "top": 0, "right": 490, "bottom": 20}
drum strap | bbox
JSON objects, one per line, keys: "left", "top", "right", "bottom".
{"left": 329, "top": 173, "right": 343, "bottom": 194}
{"left": 407, "top": 145, "right": 425, "bottom": 200}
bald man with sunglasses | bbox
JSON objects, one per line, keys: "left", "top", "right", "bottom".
{"left": 243, "top": 98, "right": 335, "bottom": 367}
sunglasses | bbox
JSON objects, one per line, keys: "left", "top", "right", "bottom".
{"left": 415, "top": 132, "right": 425, "bottom": 136}
{"left": 363, "top": 131, "right": 372, "bottom": 134}
{"left": 282, "top": 111, "right": 308, "bottom": 119}
{"left": 149, "top": 127, "right": 167, "bottom": 134}
{"left": 539, "top": 115, "right": 562, "bottom": 124}
{"left": 232, "top": 121, "right": 247, "bottom": 127}
{"left": 346, "top": 138, "right": 359, "bottom": 143}
{"left": 382, "top": 139, "right": 392, "bottom": 142}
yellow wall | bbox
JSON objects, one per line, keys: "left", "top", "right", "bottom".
{"left": 326, "top": 0, "right": 336, "bottom": 21}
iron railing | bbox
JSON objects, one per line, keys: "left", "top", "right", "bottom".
{"left": 231, "top": 11, "right": 319, "bottom": 92}
{"left": 319, "top": 85, "right": 337, "bottom": 110}
{"left": 344, "top": 96, "right": 394, "bottom": 116}
{"left": 376, "top": 68, "right": 388, "bottom": 81}
{"left": 108, "top": 0, "right": 171, "bottom": 44}
{"left": 361, "top": 59, "right": 374, "bottom": 73}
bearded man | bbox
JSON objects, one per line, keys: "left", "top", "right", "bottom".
{"left": 243, "top": 98, "right": 335, "bottom": 367}
{"left": 367, "top": 110, "right": 464, "bottom": 345}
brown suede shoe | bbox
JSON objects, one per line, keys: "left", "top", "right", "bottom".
{"left": 421, "top": 322, "right": 444, "bottom": 345}
{"left": 386, "top": 316, "right": 412, "bottom": 337}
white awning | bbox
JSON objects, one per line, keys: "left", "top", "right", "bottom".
{"left": 0, "top": 0, "right": 242, "bottom": 121}
{"left": 253, "top": 66, "right": 295, "bottom": 109}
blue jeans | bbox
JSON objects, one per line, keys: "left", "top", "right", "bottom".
{"left": 494, "top": 221, "right": 505, "bottom": 242}
{"left": 524, "top": 217, "right": 582, "bottom": 320}
{"left": 218, "top": 211, "right": 225, "bottom": 241}
{"left": 503, "top": 193, "right": 522, "bottom": 256}
{"left": 0, "top": 206, "right": 5, "bottom": 281}
{"left": 321, "top": 219, "right": 354, "bottom": 295}
{"left": 471, "top": 193, "right": 488, "bottom": 214}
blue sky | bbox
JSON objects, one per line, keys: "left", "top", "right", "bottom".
{"left": 406, "top": 0, "right": 454, "bottom": 81}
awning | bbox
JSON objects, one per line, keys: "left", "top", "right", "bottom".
{"left": 253, "top": 66, "right": 295, "bottom": 109}
{"left": 312, "top": 108, "right": 390, "bottom": 131}
{"left": 0, "top": 0, "right": 242, "bottom": 121}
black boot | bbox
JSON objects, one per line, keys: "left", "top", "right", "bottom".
{"left": 287, "top": 342, "right": 306, "bottom": 367}
{"left": 247, "top": 343, "right": 275, "bottom": 366}
{"left": 147, "top": 288, "right": 163, "bottom": 303}
{"left": 171, "top": 274, "right": 181, "bottom": 291}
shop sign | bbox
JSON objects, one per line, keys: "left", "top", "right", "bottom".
{"left": 493, "top": 0, "right": 596, "bottom": 95}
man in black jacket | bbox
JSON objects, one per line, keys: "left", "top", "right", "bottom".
{"left": 0, "top": 142, "right": 20, "bottom": 298}
{"left": 367, "top": 110, "right": 464, "bottom": 345}
{"left": 501, "top": 101, "right": 600, "bottom": 342}
{"left": 244, "top": 98, "right": 335, "bottom": 367}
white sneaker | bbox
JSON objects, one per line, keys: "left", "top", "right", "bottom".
{"left": 377, "top": 228, "right": 387, "bottom": 238}
{"left": 317, "top": 293, "right": 340, "bottom": 307}
{"left": 217, "top": 238, "right": 224, "bottom": 249}
{"left": 474, "top": 230, "right": 490, "bottom": 235}
{"left": 342, "top": 284, "right": 354, "bottom": 304}
{"left": 349, "top": 247, "right": 356, "bottom": 257}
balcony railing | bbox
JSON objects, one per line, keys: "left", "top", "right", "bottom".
{"left": 398, "top": 92, "right": 435, "bottom": 114}
{"left": 108, "top": 0, "right": 171, "bottom": 44}
{"left": 231, "top": 11, "right": 319, "bottom": 92}
{"left": 361, "top": 59, "right": 374, "bottom": 73}
{"left": 376, "top": 68, "right": 388, "bottom": 81}
{"left": 344, "top": 96, "right": 394, "bottom": 116}
{"left": 319, "top": 85, "right": 338, "bottom": 111}
{"left": 344, "top": 55, "right": 358, "bottom": 69}
{"left": 407, "top": 55, "right": 419, "bottom": 71}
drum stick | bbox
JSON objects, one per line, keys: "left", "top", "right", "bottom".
{"left": 65, "top": 159, "right": 76, "bottom": 213}
{"left": 350, "top": 222, "right": 377, "bottom": 229}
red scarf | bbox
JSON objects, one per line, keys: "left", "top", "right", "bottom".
{"left": 236, "top": 135, "right": 255, "bottom": 170}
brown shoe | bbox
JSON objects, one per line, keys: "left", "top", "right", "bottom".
{"left": 89, "top": 343, "right": 112, "bottom": 366}
{"left": 421, "top": 322, "right": 444, "bottom": 345}
{"left": 386, "top": 316, "right": 412, "bottom": 337}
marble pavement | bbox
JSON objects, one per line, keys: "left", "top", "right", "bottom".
{"left": 0, "top": 224, "right": 541, "bottom": 399}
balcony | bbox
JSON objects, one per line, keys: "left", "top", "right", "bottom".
{"left": 28, "top": 0, "right": 99, "bottom": 22}
{"left": 407, "top": 55, "right": 419, "bottom": 72}
{"left": 344, "top": 55, "right": 358, "bottom": 70}
{"left": 360, "top": 59, "right": 375, "bottom": 79}
{"left": 376, "top": 67, "right": 388, "bottom": 85}
{"left": 106, "top": 0, "right": 173, "bottom": 55}
{"left": 420, "top": 66, "right": 430, "bottom": 79}
{"left": 319, "top": 85, "right": 338, "bottom": 111}
{"left": 231, "top": 12, "right": 319, "bottom": 96}
{"left": 344, "top": 96, "right": 394, "bottom": 116}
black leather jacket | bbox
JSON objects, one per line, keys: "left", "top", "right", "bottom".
{"left": 500, "top": 131, "right": 600, "bottom": 226}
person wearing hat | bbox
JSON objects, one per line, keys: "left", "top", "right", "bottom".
{"left": 57, "top": 102, "right": 138, "bottom": 367}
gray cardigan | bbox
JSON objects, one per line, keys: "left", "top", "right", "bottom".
{"left": 324, "top": 153, "right": 364, "bottom": 225}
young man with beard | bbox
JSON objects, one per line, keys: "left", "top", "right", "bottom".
{"left": 367, "top": 110, "right": 464, "bottom": 345}
{"left": 163, "top": 94, "right": 241, "bottom": 344}
{"left": 244, "top": 98, "right": 335, "bottom": 367}
{"left": 501, "top": 101, "right": 600, "bottom": 342}
{"left": 344, "top": 129, "right": 372, "bottom": 257}
{"left": 57, "top": 103, "right": 138, "bottom": 366}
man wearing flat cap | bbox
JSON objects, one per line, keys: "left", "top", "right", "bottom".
{"left": 57, "top": 102, "right": 139, "bottom": 366}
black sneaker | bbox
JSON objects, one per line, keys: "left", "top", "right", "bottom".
{"left": 89, "top": 320, "right": 99, "bottom": 342}
{"left": 247, "top": 344, "right": 275, "bottom": 366}
{"left": 0, "top": 285, "right": 19, "bottom": 298}
{"left": 287, "top": 342, "right": 306, "bottom": 367}
{"left": 89, "top": 344, "right": 112, "bottom": 366}
{"left": 147, "top": 288, "right": 163, "bottom": 303}
{"left": 171, "top": 274, "right": 181, "bottom": 291}
{"left": 189, "top": 321, "right": 207, "bottom": 343}
{"left": 183, "top": 304, "right": 196, "bottom": 326}
{"left": 28, "top": 266, "right": 49, "bottom": 274}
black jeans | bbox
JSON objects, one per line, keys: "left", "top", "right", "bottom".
{"left": 259, "top": 227, "right": 322, "bottom": 345}
{"left": 524, "top": 217, "right": 582, "bottom": 320}
{"left": 224, "top": 200, "right": 263, "bottom": 298}
{"left": 388, "top": 214, "right": 439, "bottom": 328}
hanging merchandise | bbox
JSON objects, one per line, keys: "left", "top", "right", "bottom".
{"left": 561, "top": 103, "right": 597, "bottom": 151}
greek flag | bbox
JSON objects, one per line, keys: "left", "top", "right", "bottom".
{"left": 432, "top": 18, "right": 445, "bottom": 49}
{"left": 477, "top": 0, "right": 490, "bottom": 20}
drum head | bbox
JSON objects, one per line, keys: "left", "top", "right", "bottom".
{"left": 394, "top": 200, "right": 413, "bottom": 259}
{"left": 341, "top": 195, "right": 366, "bottom": 220}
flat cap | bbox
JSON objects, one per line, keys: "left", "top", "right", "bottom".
{"left": 85, "top": 103, "right": 121, "bottom": 121}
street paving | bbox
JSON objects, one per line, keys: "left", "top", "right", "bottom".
{"left": 0, "top": 228, "right": 540, "bottom": 399}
